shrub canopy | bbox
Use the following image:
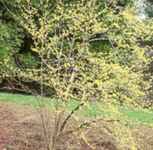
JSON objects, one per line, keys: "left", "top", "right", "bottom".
{"left": 0, "top": 0, "right": 152, "bottom": 105}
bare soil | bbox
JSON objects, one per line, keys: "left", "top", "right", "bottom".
{"left": 0, "top": 102, "right": 153, "bottom": 150}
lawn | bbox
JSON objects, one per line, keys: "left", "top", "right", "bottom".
{"left": 0, "top": 92, "right": 153, "bottom": 125}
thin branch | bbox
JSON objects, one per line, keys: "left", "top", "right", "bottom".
{"left": 60, "top": 102, "right": 84, "bottom": 132}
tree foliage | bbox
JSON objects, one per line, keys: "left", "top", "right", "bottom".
{"left": 0, "top": 0, "right": 152, "bottom": 106}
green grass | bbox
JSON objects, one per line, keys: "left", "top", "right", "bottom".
{"left": 0, "top": 92, "right": 153, "bottom": 125}
{"left": 0, "top": 92, "right": 39, "bottom": 106}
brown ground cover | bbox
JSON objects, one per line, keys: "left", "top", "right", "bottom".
{"left": 0, "top": 102, "right": 153, "bottom": 150}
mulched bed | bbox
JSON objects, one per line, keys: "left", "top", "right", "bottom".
{"left": 0, "top": 102, "right": 153, "bottom": 150}
{"left": 0, "top": 128, "right": 9, "bottom": 150}
{"left": 0, "top": 102, "right": 117, "bottom": 150}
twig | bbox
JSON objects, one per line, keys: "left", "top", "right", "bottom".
{"left": 60, "top": 102, "right": 84, "bottom": 132}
